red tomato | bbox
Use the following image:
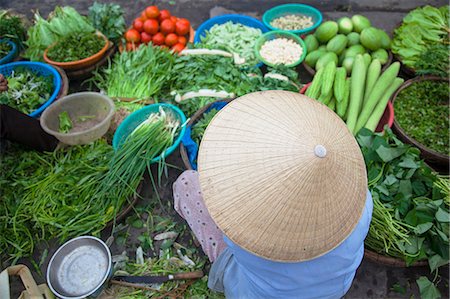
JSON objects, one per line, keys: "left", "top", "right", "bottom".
{"left": 141, "top": 11, "right": 148, "bottom": 20}
{"left": 125, "top": 29, "right": 141, "bottom": 43}
{"left": 178, "top": 18, "right": 191, "bottom": 27}
{"left": 143, "top": 19, "right": 159, "bottom": 35}
{"left": 171, "top": 43, "right": 185, "bottom": 53}
{"left": 178, "top": 36, "right": 187, "bottom": 45}
{"left": 159, "top": 10, "right": 171, "bottom": 21}
{"left": 160, "top": 19, "right": 175, "bottom": 34}
{"left": 175, "top": 21, "right": 190, "bottom": 36}
{"left": 133, "top": 18, "right": 144, "bottom": 32}
{"left": 170, "top": 16, "right": 178, "bottom": 24}
{"left": 165, "top": 33, "right": 178, "bottom": 47}
{"left": 145, "top": 6, "right": 160, "bottom": 19}
{"left": 152, "top": 32, "right": 165, "bottom": 46}
{"left": 126, "top": 42, "right": 140, "bottom": 51}
{"left": 141, "top": 32, "right": 153, "bottom": 44}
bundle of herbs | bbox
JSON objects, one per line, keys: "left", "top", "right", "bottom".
{"left": 356, "top": 128, "right": 449, "bottom": 269}
{"left": 394, "top": 80, "right": 449, "bottom": 155}
{"left": 46, "top": 31, "right": 106, "bottom": 62}
{"left": 91, "top": 44, "right": 175, "bottom": 101}
{"left": 88, "top": 2, "right": 126, "bottom": 44}
{"left": 0, "top": 10, "right": 27, "bottom": 51}
{"left": 0, "top": 67, "right": 53, "bottom": 114}
{"left": 24, "top": 6, "right": 95, "bottom": 61}
{"left": 0, "top": 140, "right": 136, "bottom": 263}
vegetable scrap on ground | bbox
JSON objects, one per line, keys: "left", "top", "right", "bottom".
{"left": 0, "top": 1, "right": 449, "bottom": 298}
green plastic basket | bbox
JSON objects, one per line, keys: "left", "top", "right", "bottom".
{"left": 254, "top": 30, "right": 307, "bottom": 68}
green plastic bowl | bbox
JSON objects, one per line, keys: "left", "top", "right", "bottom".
{"left": 263, "top": 4, "right": 323, "bottom": 35}
{"left": 112, "top": 103, "right": 186, "bottom": 164}
{"left": 255, "top": 30, "right": 307, "bottom": 68}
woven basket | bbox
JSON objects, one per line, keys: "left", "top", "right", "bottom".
{"left": 180, "top": 98, "right": 234, "bottom": 170}
{"left": 364, "top": 248, "right": 428, "bottom": 267}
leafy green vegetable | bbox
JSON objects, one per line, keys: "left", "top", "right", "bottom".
{"left": 191, "top": 108, "right": 219, "bottom": 145}
{"left": 416, "top": 276, "right": 441, "bottom": 299}
{"left": 392, "top": 5, "right": 449, "bottom": 70}
{"left": 414, "top": 44, "right": 449, "bottom": 77}
{"left": 200, "top": 21, "right": 263, "bottom": 67}
{"left": 58, "top": 111, "right": 72, "bottom": 133}
{"left": 0, "top": 10, "right": 27, "bottom": 50}
{"left": 0, "top": 41, "right": 11, "bottom": 59}
{"left": 357, "top": 128, "right": 449, "bottom": 267}
{"left": 92, "top": 44, "right": 175, "bottom": 100}
{"left": 47, "top": 31, "right": 106, "bottom": 62}
{"left": 0, "top": 67, "right": 53, "bottom": 114}
{"left": 24, "top": 6, "right": 95, "bottom": 61}
{"left": 394, "top": 80, "right": 449, "bottom": 155}
{"left": 88, "top": 2, "right": 126, "bottom": 43}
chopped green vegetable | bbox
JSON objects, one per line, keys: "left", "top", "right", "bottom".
{"left": 58, "top": 111, "right": 73, "bottom": 133}
{"left": 414, "top": 44, "right": 450, "bottom": 77}
{"left": 0, "top": 10, "right": 27, "bottom": 50}
{"left": 394, "top": 80, "right": 449, "bottom": 155}
{"left": 88, "top": 2, "right": 126, "bottom": 43}
{"left": 200, "top": 21, "right": 263, "bottom": 67}
{"left": 0, "top": 67, "right": 53, "bottom": 114}
{"left": 47, "top": 31, "right": 106, "bottom": 62}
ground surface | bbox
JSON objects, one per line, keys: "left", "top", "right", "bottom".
{"left": 2, "top": 0, "right": 449, "bottom": 298}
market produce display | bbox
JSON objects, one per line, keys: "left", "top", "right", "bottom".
{"left": 257, "top": 33, "right": 304, "bottom": 66}
{"left": 306, "top": 57, "right": 402, "bottom": 134}
{"left": 124, "top": 5, "right": 191, "bottom": 53}
{"left": 46, "top": 31, "right": 106, "bottom": 62}
{"left": 0, "top": 10, "right": 27, "bottom": 51}
{"left": 304, "top": 15, "right": 392, "bottom": 74}
{"left": 357, "top": 128, "right": 449, "bottom": 268}
{"left": 191, "top": 108, "right": 220, "bottom": 145}
{"left": 270, "top": 14, "right": 313, "bottom": 30}
{"left": 199, "top": 21, "right": 263, "bottom": 67}
{"left": 88, "top": 2, "right": 126, "bottom": 43}
{"left": 0, "top": 67, "right": 53, "bottom": 114}
{"left": 393, "top": 79, "right": 449, "bottom": 155}
{"left": 392, "top": 5, "right": 449, "bottom": 76}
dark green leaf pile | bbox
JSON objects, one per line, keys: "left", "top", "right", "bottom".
{"left": 47, "top": 31, "right": 106, "bottom": 62}
{"left": 0, "top": 10, "right": 27, "bottom": 50}
{"left": 88, "top": 2, "right": 126, "bottom": 43}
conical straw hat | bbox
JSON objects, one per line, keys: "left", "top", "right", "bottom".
{"left": 198, "top": 90, "right": 367, "bottom": 262}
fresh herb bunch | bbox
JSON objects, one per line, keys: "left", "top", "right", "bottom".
{"left": 0, "top": 41, "right": 12, "bottom": 59}
{"left": 392, "top": 5, "right": 449, "bottom": 69}
{"left": 47, "top": 31, "right": 106, "bottom": 62}
{"left": 24, "top": 6, "right": 95, "bottom": 61}
{"left": 414, "top": 44, "right": 450, "bottom": 77}
{"left": 357, "top": 128, "right": 449, "bottom": 268}
{"left": 0, "top": 140, "right": 134, "bottom": 263}
{"left": 0, "top": 67, "right": 53, "bottom": 114}
{"left": 394, "top": 80, "right": 449, "bottom": 155}
{"left": 88, "top": 2, "right": 126, "bottom": 43}
{"left": 0, "top": 10, "right": 27, "bottom": 50}
{"left": 191, "top": 108, "right": 219, "bottom": 145}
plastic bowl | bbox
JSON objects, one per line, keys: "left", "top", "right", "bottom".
{"left": 262, "top": 4, "right": 322, "bottom": 35}
{"left": 43, "top": 32, "right": 110, "bottom": 71}
{"left": 112, "top": 103, "right": 187, "bottom": 163}
{"left": 0, "top": 39, "right": 18, "bottom": 65}
{"left": 300, "top": 82, "right": 394, "bottom": 133}
{"left": 194, "top": 14, "right": 269, "bottom": 68}
{"left": 0, "top": 61, "right": 62, "bottom": 118}
{"left": 255, "top": 30, "right": 307, "bottom": 68}
{"left": 40, "top": 92, "right": 115, "bottom": 145}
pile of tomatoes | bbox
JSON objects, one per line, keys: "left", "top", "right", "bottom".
{"left": 124, "top": 6, "right": 191, "bottom": 52}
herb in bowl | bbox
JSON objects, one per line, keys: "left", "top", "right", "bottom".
{"left": 0, "top": 67, "right": 53, "bottom": 114}
{"left": 394, "top": 80, "right": 449, "bottom": 155}
{"left": 0, "top": 10, "right": 27, "bottom": 50}
{"left": 0, "top": 41, "right": 12, "bottom": 59}
{"left": 47, "top": 31, "right": 106, "bottom": 63}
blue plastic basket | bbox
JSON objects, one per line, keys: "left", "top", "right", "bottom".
{"left": 0, "top": 61, "right": 62, "bottom": 118}
{"left": 112, "top": 103, "right": 187, "bottom": 164}
{"left": 194, "top": 14, "right": 269, "bottom": 68}
{"left": 0, "top": 40, "right": 18, "bottom": 65}
{"left": 262, "top": 4, "right": 323, "bottom": 35}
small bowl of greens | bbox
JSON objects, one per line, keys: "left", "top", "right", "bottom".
{"left": 0, "top": 61, "right": 61, "bottom": 117}
{"left": 0, "top": 39, "right": 18, "bottom": 65}
{"left": 40, "top": 92, "right": 115, "bottom": 145}
{"left": 43, "top": 31, "right": 109, "bottom": 70}
{"left": 391, "top": 76, "right": 449, "bottom": 171}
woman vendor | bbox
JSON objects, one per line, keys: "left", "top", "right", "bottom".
{"left": 173, "top": 90, "right": 372, "bottom": 298}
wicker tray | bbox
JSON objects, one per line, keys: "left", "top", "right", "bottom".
{"left": 364, "top": 248, "right": 428, "bottom": 267}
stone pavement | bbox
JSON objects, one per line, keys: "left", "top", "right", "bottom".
{"left": 2, "top": 0, "right": 449, "bottom": 298}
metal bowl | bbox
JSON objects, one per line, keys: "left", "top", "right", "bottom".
{"left": 47, "top": 236, "right": 112, "bottom": 299}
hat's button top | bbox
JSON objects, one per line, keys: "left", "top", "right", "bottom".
{"left": 314, "top": 145, "right": 327, "bottom": 158}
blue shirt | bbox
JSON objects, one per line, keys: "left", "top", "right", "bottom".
{"left": 208, "top": 191, "right": 373, "bottom": 299}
